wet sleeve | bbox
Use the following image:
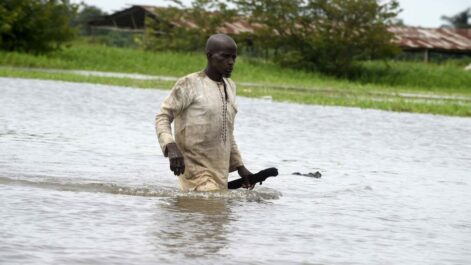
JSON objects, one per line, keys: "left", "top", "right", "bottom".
{"left": 155, "top": 77, "right": 193, "bottom": 156}
{"left": 227, "top": 79, "right": 243, "bottom": 172}
{"left": 229, "top": 134, "right": 244, "bottom": 172}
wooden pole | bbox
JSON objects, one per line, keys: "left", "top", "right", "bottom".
{"left": 423, "top": 49, "right": 429, "bottom": 62}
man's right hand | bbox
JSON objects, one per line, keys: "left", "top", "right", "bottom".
{"left": 166, "top": 143, "right": 185, "bottom": 176}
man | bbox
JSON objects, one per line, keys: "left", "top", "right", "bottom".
{"left": 155, "top": 34, "right": 253, "bottom": 191}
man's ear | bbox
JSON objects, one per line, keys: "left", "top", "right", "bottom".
{"left": 206, "top": 52, "right": 212, "bottom": 60}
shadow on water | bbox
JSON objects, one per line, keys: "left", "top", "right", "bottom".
{"left": 153, "top": 197, "right": 232, "bottom": 259}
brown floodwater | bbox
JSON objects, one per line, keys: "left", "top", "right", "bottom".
{"left": 0, "top": 77, "right": 470, "bottom": 264}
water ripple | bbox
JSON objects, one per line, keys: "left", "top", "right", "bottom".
{"left": 0, "top": 175, "right": 281, "bottom": 201}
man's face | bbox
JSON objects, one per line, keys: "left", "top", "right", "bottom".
{"left": 208, "top": 44, "right": 237, "bottom": 78}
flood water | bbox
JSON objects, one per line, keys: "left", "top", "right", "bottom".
{"left": 1, "top": 77, "right": 470, "bottom": 265}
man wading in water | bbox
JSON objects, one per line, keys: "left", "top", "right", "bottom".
{"left": 155, "top": 34, "right": 254, "bottom": 191}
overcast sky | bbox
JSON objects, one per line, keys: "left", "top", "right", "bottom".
{"left": 71, "top": 0, "right": 470, "bottom": 28}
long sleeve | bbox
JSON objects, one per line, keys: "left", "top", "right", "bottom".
{"left": 155, "top": 77, "right": 193, "bottom": 156}
{"left": 226, "top": 78, "right": 243, "bottom": 172}
{"left": 229, "top": 133, "right": 244, "bottom": 172}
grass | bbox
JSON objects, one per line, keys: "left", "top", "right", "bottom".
{"left": 237, "top": 87, "right": 471, "bottom": 117}
{"left": 0, "top": 41, "right": 470, "bottom": 116}
{"left": 348, "top": 60, "right": 471, "bottom": 94}
{"left": 0, "top": 67, "right": 174, "bottom": 88}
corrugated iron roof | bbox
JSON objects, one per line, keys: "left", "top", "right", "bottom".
{"left": 104, "top": 6, "right": 471, "bottom": 52}
{"left": 220, "top": 20, "right": 256, "bottom": 34}
{"left": 389, "top": 26, "right": 471, "bottom": 52}
{"left": 221, "top": 23, "right": 471, "bottom": 52}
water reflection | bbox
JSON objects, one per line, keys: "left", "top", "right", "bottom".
{"left": 153, "top": 196, "right": 231, "bottom": 258}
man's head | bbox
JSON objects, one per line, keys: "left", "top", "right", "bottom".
{"left": 205, "top": 34, "right": 237, "bottom": 78}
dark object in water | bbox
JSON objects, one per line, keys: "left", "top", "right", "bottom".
{"left": 292, "top": 171, "right": 322, "bottom": 178}
{"left": 228, "top": 167, "right": 278, "bottom": 189}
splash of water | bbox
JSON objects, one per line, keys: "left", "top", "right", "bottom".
{"left": 0, "top": 175, "right": 282, "bottom": 201}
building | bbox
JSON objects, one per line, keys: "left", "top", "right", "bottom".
{"left": 389, "top": 26, "right": 471, "bottom": 61}
{"left": 88, "top": 5, "right": 471, "bottom": 61}
{"left": 88, "top": 5, "right": 157, "bottom": 32}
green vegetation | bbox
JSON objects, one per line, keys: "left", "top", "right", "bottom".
{"left": 1, "top": 42, "right": 470, "bottom": 93}
{"left": 346, "top": 60, "right": 471, "bottom": 94}
{"left": 0, "top": 2, "right": 468, "bottom": 116}
{"left": 0, "top": 66, "right": 174, "bottom": 88}
{"left": 0, "top": 42, "right": 470, "bottom": 116}
{"left": 0, "top": 0, "right": 76, "bottom": 53}
{"left": 229, "top": 0, "right": 401, "bottom": 74}
{"left": 146, "top": 0, "right": 401, "bottom": 74}
{"left": 70, "top": 4, "right": 107, "bottom": 35}
{"left": 0, "top": 42, "right": 206, "bottom": 76}
{"left": 441, "top": 8, "right": 471, "bottom": 28}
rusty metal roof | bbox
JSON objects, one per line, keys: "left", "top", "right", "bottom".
{"left": 389, "top": 26, "right": 471, "bottom": 52}
{"left": 100, "top": 6, "right": 471, "bottom": 52}
{"left": 220, "top": 20, "right": 257, "bottom": 34}
{"left": 221, "top": 24, "right": 471, "bottom": 52}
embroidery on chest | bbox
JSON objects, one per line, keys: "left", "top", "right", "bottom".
{"left": 216, "top": 82, "right": 228, "bottom": 144}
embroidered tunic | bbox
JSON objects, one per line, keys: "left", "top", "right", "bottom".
{"left": 155, "top": 71, "right": 244, "bottom": 191}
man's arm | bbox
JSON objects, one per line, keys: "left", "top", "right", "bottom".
{"left": 227, "top": 79, "right": 254, "bottom": 188}
{"left": 155, "top": 77, "right": 193, "bottom": 175}
{"left": 229, "top": 133, "right": 255, "bottom": 189}
{"left": 229, "top": 134, "right": 244, "bottom": 173}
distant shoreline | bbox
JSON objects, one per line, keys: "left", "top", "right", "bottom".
{"left": 1, "top": 42, "right": 470, "bottom": 117}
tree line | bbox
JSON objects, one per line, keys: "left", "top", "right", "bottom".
{"left": 0, "top": 0, "right": 76, "bottom": 53}
{"left": 0, "top": 0, "right": 106, "bottom": 53}
{"left": 146, "top": 0, "right": 401, "bottom": 74}
{"left": 1, "top": 0, "right": 469, "bottom": 75}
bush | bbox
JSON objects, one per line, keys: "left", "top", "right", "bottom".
{"left": 144, "top": 1, "right": 237, "bottom": 52}
{"left": 71, "top": 3, "right": 107, "bottom": 35}
{"left": 0, "top": 0, "right": 76, "bottom": 53}
{"left": 144, "top": 0, "right": 401, "bottom": 76}
{"left": 233, "top": 0, "right": 401, "bottom": 75}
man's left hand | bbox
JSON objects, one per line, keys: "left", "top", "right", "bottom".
{"left": 237, "top": 166, "right": 255, "bottom": 190}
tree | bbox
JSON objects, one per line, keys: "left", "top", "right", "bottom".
{"left": 144, "top": 0, "right": 400, "bottom": 75}
{"left": 0, "top": 0, "right": 77, "bottom": 53}
{"left": 71, "top": 3, "right": 107, "bottom": 35}
{"left": 441, "top": 8, "right": 470, "bottom": 29}
{"left": 231, "top": 0, "right": 401, "bottom": 74}
{"left": 144, "top": 0, "right": 236, "bottom": 52}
